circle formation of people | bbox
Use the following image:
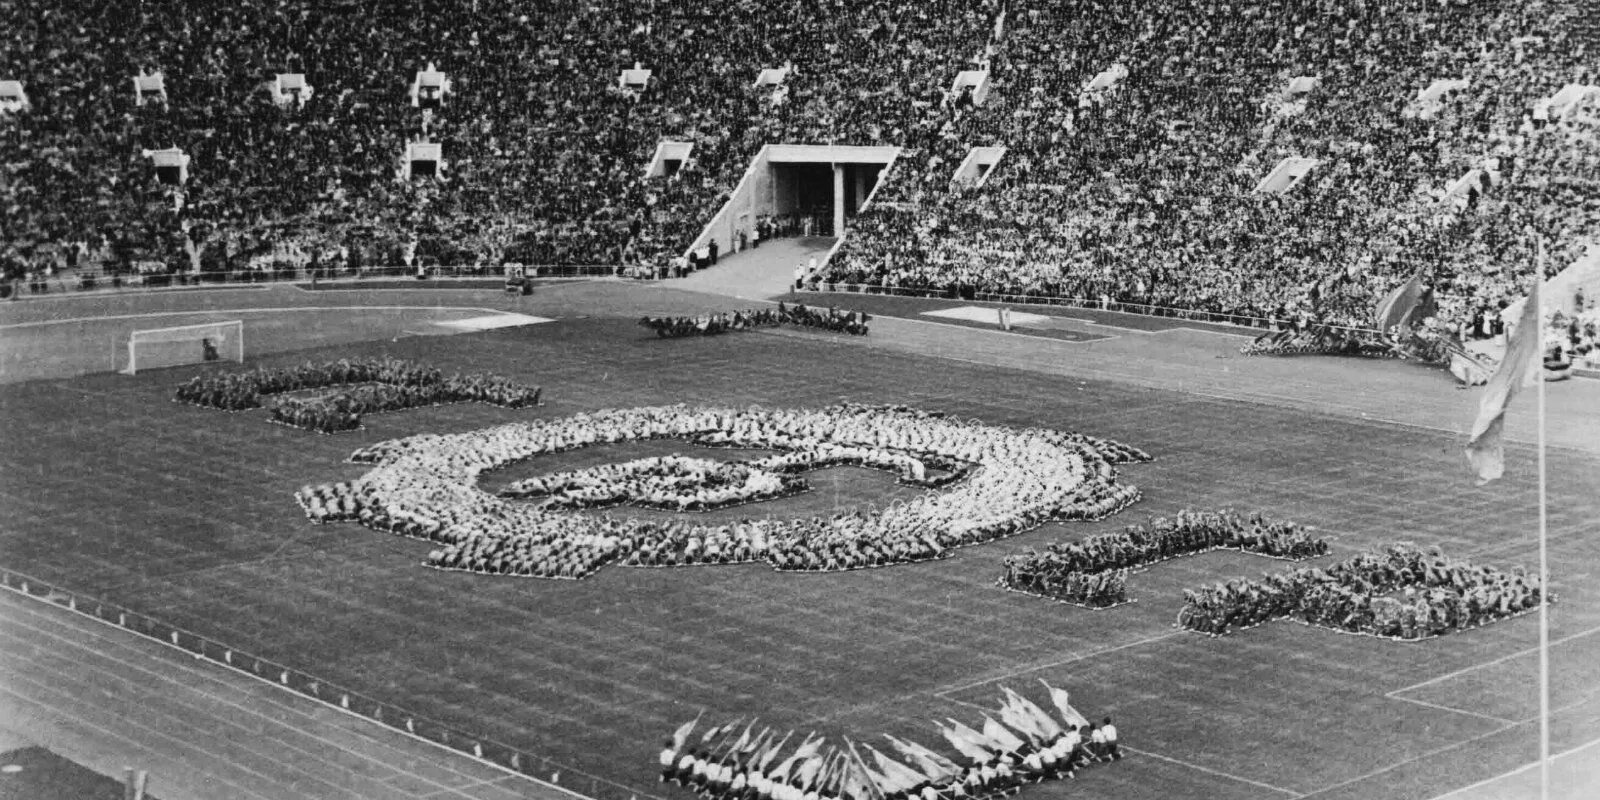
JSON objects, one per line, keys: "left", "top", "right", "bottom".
{"left": 295, "top": 403, "right": 1151, "bottom": 579}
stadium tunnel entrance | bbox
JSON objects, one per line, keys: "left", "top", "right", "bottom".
{"left": 685, "top": 144, "right": 898, "bottom": 262}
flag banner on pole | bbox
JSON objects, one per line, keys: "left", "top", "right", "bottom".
{"left": 937, "top": 722, "right": 992, "bottom": 762}
{"left": 671, "top": 715, "right": 700, "bottom": 751}
{"left": 980, "top": 716, "right": 1027, "bottom": 753}
{"left": 1374, "top": 270, "right": 1425, "bottom": 332}
{"left": 1466, "top": 276, "right": 1541, "bottom": 484}
{"left": 1040, "top": 680, "right": 1091, "bottom": 728}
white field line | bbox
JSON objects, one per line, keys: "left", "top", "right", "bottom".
{"left": 873, "top": 336, "right": 1598, "bottom": 457}
{"left": 932, "top": 630, "right": 1184, "bottom": 697}
{"left": 1426, "top": 734, "right": 1600, "bottom": 800}
{"left": 1123, "top": 746, "right": 1301, "bottom": 797}
{"left": 1387, "top": 623, "right": 1600, "bottom": 695}
{"left": 0, "top": 306, "right": 504, "bottom": 330}
{"left": 1297, "top": 723, "right": 1519, "bottom": 799}
{"left": 1387, "top": 694, "right": 1517, "bottom": 725}
{"left": 0, "top": 584, "right": 615, "bottom": 800}
{"left": 3, "top": 286, "right": 271, "bottom": 303}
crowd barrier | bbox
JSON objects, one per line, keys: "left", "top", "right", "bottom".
{"left": 0, "top": 566, "right": 662, "bottom": 800}
{"left": 6, "top": 263, "right": 622, "bottom": 297}
{"left": 809, "top": 282, "right": 1390, "bottom": 338}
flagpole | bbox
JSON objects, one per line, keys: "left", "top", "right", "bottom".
{"left": 1535, "top": 240, "right": 1550, "bottom": 800}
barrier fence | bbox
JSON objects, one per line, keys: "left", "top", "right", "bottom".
{"left": 808, "top": 281, "right": 1392, "bottom": 338}
{"left": 0, "top": 566, "right": 664, "bottom": 800}
{"left": 6, "top": 263, "right": 623, "bottom": 297}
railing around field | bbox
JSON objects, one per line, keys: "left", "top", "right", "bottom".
{"left": 0, "top": 566, "right": 663, "bottom": 800}
{"left": 806, "top": 281, "right": 1389, "bottom": 338}
{"left": 4, "top": 263, "right": 623, "bottom": 298}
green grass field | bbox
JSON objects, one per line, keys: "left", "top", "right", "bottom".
{"left": 2, "top": 301, "right": 1597, "bottom": 800}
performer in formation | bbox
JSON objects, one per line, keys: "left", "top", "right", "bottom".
{"left": 659, "top": 684, "right": 1121, "bottom": 800}
{"left": 177, "top": 357, "right": 540, "bottom": 432}
{"left": 641, "top": 303, "right": 870, "bottom": 338}
{"left": 1000, "top": 509, "right": 1329, "bottom": 607}
{"left": 296, "top": 404, "right": 1151, "bottom": 580}
{"left": 1178, "top": 543, "right": 1549, "bottom": 639}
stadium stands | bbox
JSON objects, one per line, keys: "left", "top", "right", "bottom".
{"left": 1, "top": 0, "right": 1595, "bottom": 338}
{"left": 1, "top": 0, "right": 996, "bottom": 281}
{"left": 823, "top": 0, "right": 1600, "bottom": 335}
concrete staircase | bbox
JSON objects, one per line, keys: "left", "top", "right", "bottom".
{"left": 670, "top": 236, "right": 836, "bottom": 300}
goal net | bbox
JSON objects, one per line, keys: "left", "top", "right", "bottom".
{"left": 118, "top": 320, "right": 244, "bottom": 375}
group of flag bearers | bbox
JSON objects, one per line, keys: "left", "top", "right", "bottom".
{"left": 659, "top": 683, "right": 1119, "bottom": 800}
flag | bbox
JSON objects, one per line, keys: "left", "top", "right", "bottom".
{"left": 1466, "top": 276, "right": 1542, "bottom": 484}
{"left": 1039, "top": 680, "right": 1091, "bottom": 728}
{"left": 729, "top": 719, "right": 758, "bottom": 753}
{"left": 937, "top": 722, "right": 993, "bottom": 763}
{"left": 883, "top": 734, "right": 959, "bottom": 782}
{"left": 757, "top": 730, "right": 794, "bottom": 771}
{"left": 1003, "top": 687, "right": 1063, "bottom": 739}
{"left": 818, "top": 750, "right": 847, "bottom": 796}
{"left": 997, "top": 700, "right": 1044, "bottom": 744}
{"left": 865, "top": 744, "right": 929, "bottom": 792}
{"left": 934, "top": 726, "right": 985, "bottom": 761}
{"left": 743, "top": 727, "right": 773, "bottom": 755}
{"left": 703, "top": 717, "right": 742, "bottom": 743}
{"left": 771, "top": 733, "right": 821, "bottom": 781}
{"left": 843, "top": 739, "right": 886, "bottom": 800}
{"left": 981, "top": 716, "right": 1027, "bottom": 753}
{"left": 839, "top": 752, "right": 876, "bottom": 800}
{"left": 1374, "top": 269, "right": 1426, "bottom": 332}
{"left": 671, "top": 714, "right": 702, "bottom": 752}
{"left": 796, "top": 754, "right": 827, "bottom": 787}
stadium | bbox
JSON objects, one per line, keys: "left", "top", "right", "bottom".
{"left": 2, "top": 1, "right": 1599, "bottom": 799}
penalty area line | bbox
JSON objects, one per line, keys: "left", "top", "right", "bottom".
{"left": 1121, "top": 746, "right": 1301, "bottom": 797}
{"left": 1387, "top": 622, "right": 1600, "bottom": 695}
{"left": 932, "top": 630, "right": 1183, "bottom": 698}
{"left": 1425, "top": 734, "right": 1600, "bottom": 800}
{"left": 1386, "top": 694, "right": 1516, "bottom": 725}
{"left": 1298, "top": 723, "right": 1518, "bottom": 799}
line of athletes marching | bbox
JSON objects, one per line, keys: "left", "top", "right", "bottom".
{"left": 658, "top": 682, "right": 1121, "bottom": 800}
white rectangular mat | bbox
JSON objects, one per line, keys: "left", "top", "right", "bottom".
{"left": 921, "top": 306, "right": 1053, "bottom": 327}
{"left": 435, "top": 313, "right": 554, "bottom": 331}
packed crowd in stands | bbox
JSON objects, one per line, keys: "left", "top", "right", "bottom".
{"left": 176, "top": 357, "right": 540, "bottom": 432}
{"left": 2, "top": 0, "right": 996, "bottom": 280}
{"left": 1000, "top": 509, "right": 1330, "bottom": 607}
{"left": 1178, "top": 543, "right": 1549, "bottom": 639}
{"left": 295, "top": 403, "right": 1150, "bottom": 579}
{"left": 659, "top": 684, "right": 1120, "bottom": 800}
{"left": 5, "top": 0, "right": 1594, "bottom": 335}
{"left": 824, "top": 0, "right": 1600, "bottom": 334}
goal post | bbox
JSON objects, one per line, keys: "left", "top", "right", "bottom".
{"left": 118, "top": 320, "right": 244, "bottom": 375}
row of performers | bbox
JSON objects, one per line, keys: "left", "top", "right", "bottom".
{"left": 640, "top": 303, "right": 870, "bottom": 338}
{"left": 658, "top": 684, "right": 1121, "bottom": 800}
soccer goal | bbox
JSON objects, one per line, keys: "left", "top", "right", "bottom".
{"left": 117, "top": 320, "right": 244, "bottom": 375}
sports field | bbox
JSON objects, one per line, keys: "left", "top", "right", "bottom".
{"left": 1, "top": 282, "right": 1598, "bottom": 800}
